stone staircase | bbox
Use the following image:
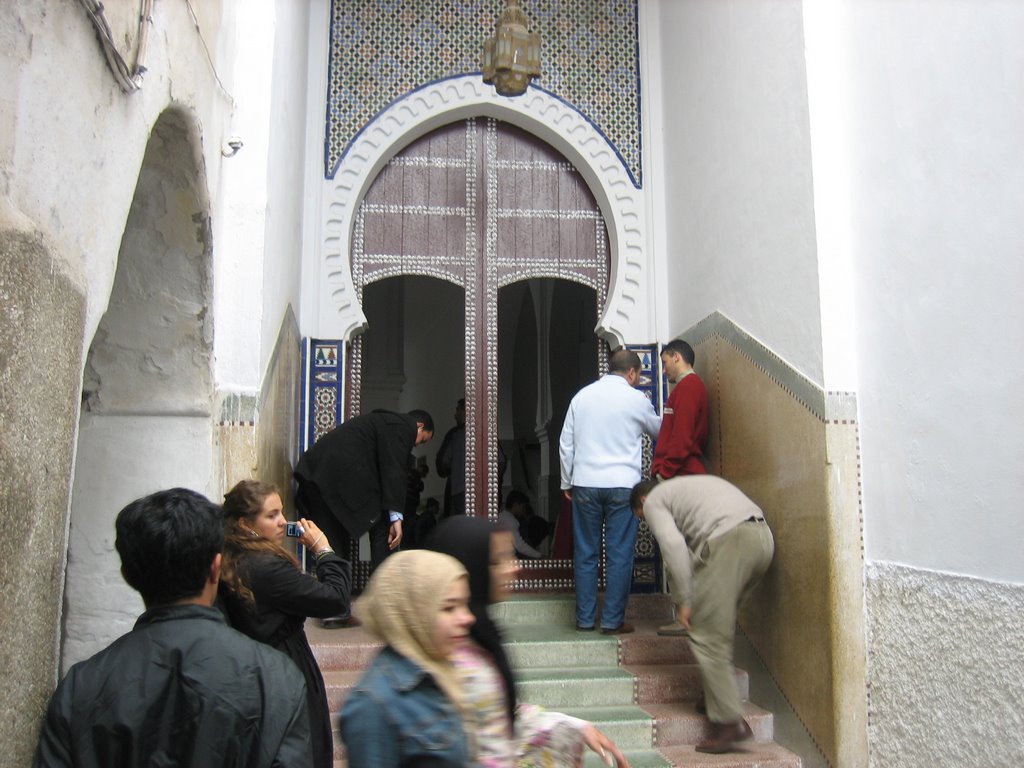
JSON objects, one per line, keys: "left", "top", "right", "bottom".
{"left": 311, "top": 593, "right": 802, "bottom": 767}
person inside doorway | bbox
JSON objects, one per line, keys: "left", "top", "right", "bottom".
{"left": 499, "top": 489, "right": 547, "bottom": 559}
{"left": 436, "top": 396, "right": 507, "bottom": 517}
{"left": 436, "top": 398, "right": 467, "bottom": 517}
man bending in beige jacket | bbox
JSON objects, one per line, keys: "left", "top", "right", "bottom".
{"left": 631, "top": 475, "right": 774, "bottom": 754}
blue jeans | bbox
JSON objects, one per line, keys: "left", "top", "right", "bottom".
{"left": 571, "top": 486, "right": 638, "bottom": 630}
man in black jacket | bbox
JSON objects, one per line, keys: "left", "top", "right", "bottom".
{"left": 34, "top": 488, "right": 312, "bottom": 768}
{"left": 294, "top": 409, "right": 434, "bottom": 625}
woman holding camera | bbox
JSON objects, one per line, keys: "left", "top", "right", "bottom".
{"left": 220, "top": 479, "right": 351, "bottom": 768}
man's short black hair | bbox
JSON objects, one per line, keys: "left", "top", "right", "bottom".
{"left": 115, "top": 488, "right": 224, "bottom": 608}
{"left": 630, "top": 479, "right": 659, "bottom": 512}
{"left": 407, "top": 409, "right": 434, "bottom": 432}
{"left": 662, "top": 339, "right": 695, "bottom": 366}
{"left": 608, "top": 348, "right": 643, "bottom": 375}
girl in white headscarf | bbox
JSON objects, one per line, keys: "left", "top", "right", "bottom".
{"left": 340, "top": 550, "right": 476, "bottom": 767}
{"left": 426, "top": 515, "right": 630, "bottom": 768}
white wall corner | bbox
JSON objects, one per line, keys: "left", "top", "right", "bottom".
{"left": 803, "top": 0, "right": 859, "bottom": 393}
{"left": 638, "top": 0, "right": 669, "bottom": 344}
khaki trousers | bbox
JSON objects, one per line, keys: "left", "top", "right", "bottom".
{"left": 687, "top": 519, "right": 774, "bottom": 723}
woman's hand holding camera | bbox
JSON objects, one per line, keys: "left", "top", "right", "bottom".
{"left": 297, "top": 518, "right": 332, "bottom": 555}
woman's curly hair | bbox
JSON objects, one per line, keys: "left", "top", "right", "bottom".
{"left": 220, "top": 479, "right": 299, "bottom": 603}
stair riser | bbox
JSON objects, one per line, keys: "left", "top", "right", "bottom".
{"left": 313, "top": 642, "right": 382, "bottom": 671}
{"left": 632, "top": 667, "right": 748, "bottom": 704}
{"left": 656, "top": 745, "right": 802, "bottom": 767}
{"left": 505, "top": 640, "right": 620, "bottom": 668}
{"left": 494, "top": 594, "right": 673, "bottom": 626}
{"left": 516, "top": 677, "right": 635, "bottom": 707}
{"left": 576, "top": 719, "right": 655, "bottom": 751}
{"left": 619, "top": 636, "right": 698, "bottom": 665}
{"left": 652, "top": 709, "right": 774, "bottom": 747}
{"left": 326, "top": 674, "right": 750, "bottom": 714}
{"left": 582, "top": 750, "right": 671, "bottom": 768}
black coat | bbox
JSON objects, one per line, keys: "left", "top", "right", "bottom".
{"left": 294, "top": 411, "right": 418, "bottom": 538}
{"left": 33, "top": 604, "right": 311, "bottom": 768}
{"left": 220, "top": 550, "right": 350, "bottom": 768}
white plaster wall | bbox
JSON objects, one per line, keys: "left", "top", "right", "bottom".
{"left": 214, "top": 3, "right": 274, "bottom": 391}
{"left": 654, "top": 0, "right": 823, "bottom": 384}
{"left": 866, "top": 563, "right": 1024, "bottom": 768}
{"left": 63, "top": 415, "right": 214, "bottom": 671}
{"left": 841, "top": 1, "right": 1024, "bottom": 582}
{"left": 2, "top": 0, "right": 238, "bottom": 677}
{"left": 1, "top": 0, "right": 313, "bottom": 672}
{"left": 213, "top": 0, "right": 312, "bottom": 395}
{"left": 1, "top": 2, "right": 234, "bottom": 343}
{"left": 802, "top": 0, "right": 859, "bottom": 392}
{"left": 259, "top": 0, "right": 312, "bottom": 377}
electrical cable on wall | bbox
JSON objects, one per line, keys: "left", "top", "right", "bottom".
{"left": 183, "top": 0, "right": 236, "bottom": 107}
{"left": 76, "top": 0, "right": 153, "bottom": 94}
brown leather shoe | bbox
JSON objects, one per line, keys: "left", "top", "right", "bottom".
{"left": 695, "top": 718, "right": 753, "bottom": 754}
{"left": 599, "top": 622, "right": 635, "bottom": 635}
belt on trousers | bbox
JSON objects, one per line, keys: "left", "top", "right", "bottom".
{"left": 746, "top": 516, "right": 765, "bottom": 523}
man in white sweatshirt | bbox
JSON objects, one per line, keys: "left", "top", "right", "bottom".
{"left": 559, "top": 349, "right": 661, "bottom": 634}
{"left": 631, "top": 475, "right": 775, "bottom": 754}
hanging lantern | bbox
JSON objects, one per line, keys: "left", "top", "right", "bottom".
{"left": 482, "top": 0, "right": 541, "bottom": 97}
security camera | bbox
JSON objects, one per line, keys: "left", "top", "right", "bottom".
{"left": 222, "top": 136, "right": 244, "bottom": 157}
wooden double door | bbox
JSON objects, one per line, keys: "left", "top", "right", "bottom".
{"left": 348, "top": 118, "right": 609, "bottom": 527}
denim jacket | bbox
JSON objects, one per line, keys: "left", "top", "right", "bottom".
{"left": 340, "top": 647, "right": 470, "bottom": 767}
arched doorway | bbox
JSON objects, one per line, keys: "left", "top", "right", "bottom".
{"left": 346, "top": 118, "right": 609, "bottom": 558}
{"left": 498, "top": 279, "right": 599, "bottom": 554}
{"left": 63, "top": 110, "right": 213, "bottom": 670}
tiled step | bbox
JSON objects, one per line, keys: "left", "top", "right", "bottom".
{"left": 309, "top": 626, "right": 381, "bottom": 671}
{"left": 619, "top": 630, "right": 698, "bottom": 665}
{"left": 322, "top": 669, "right": 362, "bottom": 712}
{"left": 502, "top": 624, "right": 622, "bottom": 668}
{"left": 516, "top": 665, "right": 636, "bottom": 707}
{"left": 492, "top": 593, "right": 579, "bottom": 624}
{"left": 646, "top": 702, "right": 775, "bottom": 748}
{"left": 313, "top": 590, "right": 803, "bottom": 768}
{"left": 584, "top": 749, "right": 672, "bottom": 767}
{"left": 656, "top": 741, "right": 802, "bottom": 767}
{"left": 494, "top": 592, "right": 674, "bottom": 625}
{"left": 335, "top": 748, "right": 674, "bottom": 768}
{"left": 558, "top": 704, "right": 656, "bottom": 750}
{"left": 627, "top": 663, "right": 747, "bottom": 704}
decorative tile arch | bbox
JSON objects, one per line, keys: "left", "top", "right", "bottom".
{"left": 318, "top": 76, "right": 651, "bottom": 347}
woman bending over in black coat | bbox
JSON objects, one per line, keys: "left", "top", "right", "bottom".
{"left": 220, "top": 479, "right": 351, "bottom": 768}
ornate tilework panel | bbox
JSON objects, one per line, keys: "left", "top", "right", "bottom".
{"left": 303, "top": 339, "right": 346, "bottom": 450}
{"left": 326, "top": 0, "right": 642, "bottom": 187}
{"left": 626, "top": 342, "right": 661, "bottom": 591}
